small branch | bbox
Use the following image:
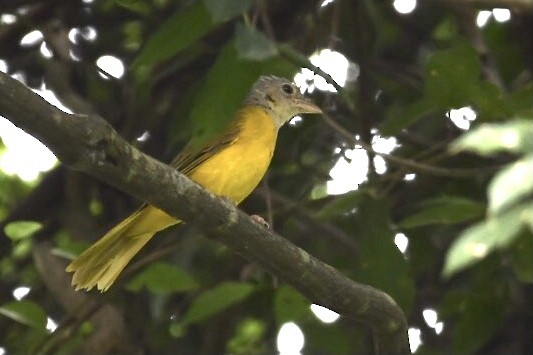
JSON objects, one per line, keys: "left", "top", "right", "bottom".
{"left": 321, "top": 113, "right": 485, "bottom": 178}
{"left": 256, "top": 187, "right": 359, "bottom": 254}
{"left": 278, "top": 44, "right": 342, "bottom": 90}
{"left": 277, "top": 44, "right": 357, "bottom": 112}
{"left": 0, "top": 72, "right": 409, "bottom": 354}
{"left": 442, "top": 0, "right": 533, "bottom": 12}
{"left": 453, "top": 6, "right": 505, "bottom": 89}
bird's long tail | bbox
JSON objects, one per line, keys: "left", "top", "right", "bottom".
{"left": 66, "top": 205, "right": 179, "bottom": 292}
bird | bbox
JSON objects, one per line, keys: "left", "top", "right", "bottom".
{"left": 66, "top": 75, "right": 322, "bottom": 292}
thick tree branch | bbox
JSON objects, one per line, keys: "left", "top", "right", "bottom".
{"left": 0, "top": 72, "right": 409, "bottom": 354}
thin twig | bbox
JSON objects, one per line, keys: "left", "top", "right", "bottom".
{"left": 321, "top": 114, "right": 483, "bottom": 178}
{"left": 256, "top": 187, "right": 359, "bottom": 253}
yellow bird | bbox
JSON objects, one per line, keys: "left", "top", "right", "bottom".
{"left": 67, "top": 76, "right": 322, "bottom": 291}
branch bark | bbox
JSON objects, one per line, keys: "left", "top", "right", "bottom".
{"left": 0, "top": 72, "right": 409, "bottom": 354}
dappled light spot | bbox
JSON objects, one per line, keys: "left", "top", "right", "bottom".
{"left": 394, "top": 233, "right": 409, "bottom": 254}
{"left": 96, "top": 55, "right": 125, "bottom": 79}
{"left": 0, "top": 59, "right": 7, "bottom": 73}
{"left": 81, "top": 26, "right": 98, "bottom": 41}
{"left": 136, "top": 131, "right": 151, "bottom": 142}
{"left": 40, "top": 42, "right": 53, "bottom": 58}
{"left": 393, "top": 0, "right": 417, "bottom": 14}
{"left": 408, "top": 327, "right": 422, "bottom": 353}
{"left": 423, "top": 308, "right": 437, "bottom": 327}
{"left": 320, "top": 0, "right": 336, "bottom": 7}
{"left": 404, "top": 173, "right": 416, "bottom": 181}
{"left": 423, "top": 308, "right": 445, "bottom": 335}
{"left": 12, "top": 286, "right": 30, "bottom": 301}
{"left": 327, "top": 134, "right": 397, "bottom": 194}
{"left": 372, "top": 134, "right": 399, "bottom": 174}
{"left": 33, "top": 83, "right": 72, "bottom": 113}
{"left": 70, "top": 49, "right": 81, "bottom": 61}
{"left": 374, "top": 156, "right": 387, "bottom": 174}
{"left": 493, "top": 8, "right": 511, "bottom": 22}
{"left": 477, "top": 8, "right": 511, "bottom": 27}
{"left": 289, "top": 116, "right": 303, "bottom": 126}
{"left": 0, "top": 83, "right": 68, "bottom": 181}
{"left": 310, "top": 304, "right": 340, "bottom": 324}
{"left": 327, "top": 146, "right": 368, "bottom": 195}
{"left": 294, "top": 49, "right": 358, "bottom": 93}
{"left": 68, "top": 28, "right": 80, "bottom": 43}
{"left": 69, "top": 26, "right": 98, "bottom": 44}
{"left": 476, "top": 10, "right": 492, "bottom": 27}
{"left": 277, "top": 322, "right": 304, "bottom": 355}
{"left": 0, "top": 14, "right": 17, "bottom": 25}
{"left": 0, "top": 117, "right": 57, "bottom": 182}
{"left": 372, "top": 134, "right": 399, "bottom": 154}
{"left": 20, "top": 30, "right": 43, "bottom": 47}
{"left": 447, "top": 106, "right": 477, "bottom": 130}
{"left": 46, "top": 317, "right": 58, "bottom": 333}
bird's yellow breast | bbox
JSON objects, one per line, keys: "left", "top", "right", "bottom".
{"left": 187, "top": 106, "right": 277, "bottom": 204}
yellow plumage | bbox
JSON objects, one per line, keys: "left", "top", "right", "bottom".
{"left": 66, "top": 76, "right": 321, "bottom": 291}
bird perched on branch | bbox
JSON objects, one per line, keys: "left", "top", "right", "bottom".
{"left": 67, "top": 75, "right": 322, "bottom": 291}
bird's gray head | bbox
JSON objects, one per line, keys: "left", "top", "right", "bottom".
{"left": 245, "top": 76, "right": 322, "bottom": 128}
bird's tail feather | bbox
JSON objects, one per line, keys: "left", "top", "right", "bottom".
{"left": 66, "top": 206, "right": 178, "bottom": 292}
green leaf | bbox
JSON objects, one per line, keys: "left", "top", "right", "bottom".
{"left": 273, "top": 286, "right": 310, "bottom": 325}
{"left": 234, "top": 23, "right": 277, "bottom": 61}
{"left": 506, "top": 86, "right": 533, "bottom": 118}
{"left": 451, "top": 119, "right": 533, "bottom": 156}
{"left": 399, "top": 196, "right": 485, "bottom": 228}
{"left": 4, "top": 221, "right": 42, "bottom": 241}
{"left": 315, "top": 190, "right": 367, "bottom": 220}
{"left": 425, "top": 43, "right": 480, "bottom": 107}
{"left": 510, "top": 230, "right": 533, "bottom": 283}
{"left": 380, "top": 98, "right": 435, "bottom": 136}
{"left": 443, "top": 202, "right": 532, "bottom": 278}
{"left": 353, "top": 196, "right": 414, "bottom": 313}
{"left": 0, "top": 300, "right": 47, "bottom": 330}
{"left": 132, "top": 2, "right": 213, "bottom": 71}
{"left": 488, "top": 154, "right": 533, "bottom": 214}
{"left": 382, "top": 43, "right": 482, "bottom": 135}
{"left": 181, "top": 282, "right": 255, "bottom": 324}
{"left": 305, "top": 323, "right": 356, "bottom": 355}
{"left": 132, "top": 0, "right": 255, "bottom": 74}
{"left": 471, "top": 82, "right": 510, "bottom": 120}
{"left": 169, "top": 322, "right": 186, "bottom": 338}
{"left": 12, "top": 239, "right": 33, "bottom": 259}
{"left": 432, "top": 17, "right": 458, "bottom": 41}
{"left": 449, "top": 293, "right": 504, "bottom": 354}
{"left": 127, "top": 262, "right": 199, "bottom": 294}
{"left": 52, "top": 232, "right": 90, "bottom": 260}
{"left": 116, "top": 0, "right": 152, "bottom": 15}
{"left": 227, "top": 318, "right": 267, "bottom": 354}
{"left": 203, "top": 0, "right": 253, "bottom": 22}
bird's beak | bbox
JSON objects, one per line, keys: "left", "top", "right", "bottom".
{"left": 295, "top": 97, "right": 322, "bottom": 115}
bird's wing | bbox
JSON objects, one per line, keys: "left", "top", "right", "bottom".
{"left": 170, "top": 119, "right": 241, "bottom": 175}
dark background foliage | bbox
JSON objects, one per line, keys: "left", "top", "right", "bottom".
{"left": 0, "top": 0, "right": 532, "bottom": 354}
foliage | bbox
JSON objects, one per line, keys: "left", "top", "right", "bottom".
{"left": 0, "top": 0, "right": 532, "bottom": 354}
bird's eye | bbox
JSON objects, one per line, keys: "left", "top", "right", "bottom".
{"left": 281, "top": 83, "right": 294, "bottom": 95}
